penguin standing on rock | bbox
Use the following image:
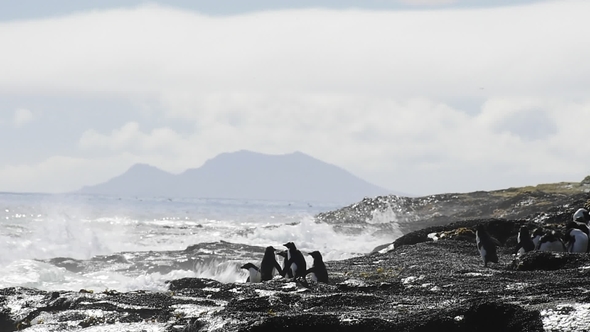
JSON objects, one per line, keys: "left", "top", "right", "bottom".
{"left": 240, "top": 263, "right": 262, "bottom": 283}
{"left": 260, "top": 246, "right": 283, "bottom": 281}
{"left": 276, "top": 250, "right": 292, "bottom": 278}
{"left": 514, "top": 226, "right": 535, "bottom": 255}
{"left": 537, "top": 230, "right": 566, "bottom": 252}
{"left": 564, "top": 222, "right": 589, "bottom": 253}
{"left": 475, "top": 225, "right": 499, "bottom": 267}
{"left": 569, "top": 221, "right": 590, "bottom": 238}
{"left": 283, "top": 242, "right": 307, "bottom": 280}
{"left": 531, "top": 228, "right": 544, "bottom": 249}
{"left": 305, "top": 251, "right": 328, "bottom": 283}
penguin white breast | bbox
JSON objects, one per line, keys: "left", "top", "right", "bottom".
{"left": 532, "top": 236, "right": 541, "bottom": 249}
{"left": 570, "top": 230, "right": 589, "bottom": 253}
{"left": 479, "top": 246, "right": 487, "bottom": 260}
{"left": 249, "top": 268, "right": 262, "bottom": 283}
{"left": 476, "top": 232, "right": 486, "bottom": 260}
{"left": 539, "top": 241, "right": 565, "bottom": 252}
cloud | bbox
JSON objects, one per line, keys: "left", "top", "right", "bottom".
{"left": 13, "top": 108, "right": 33, "bottom": 127}
{"left": 398, "top": 0, "right": 458, "bottom": 5}
{"left": 0, "top": 155, "right": 131, "bottom": 193}
{"left": 1, "top": 2, "right": 590, "bottom": 195}
{"left": 0, "top": 2, "right": 588, "bottom": 99}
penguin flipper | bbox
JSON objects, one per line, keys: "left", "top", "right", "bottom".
{"left": 488, "top": 252, "right": 499, "bottom": 264}
{"left": 274, "top": 261, "right": 283, "bottom": 276}
{"left": 490, "top": 236, "right": 501, "bottom": 246}
{"left": 513, "top": 242, "right": 523, "bottom": 255}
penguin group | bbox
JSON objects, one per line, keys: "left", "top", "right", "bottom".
{"left": 240, "top": 242, "right": 329, "bottom": 284}
{"left": 530, "top": 207, "right": 590, "bottom": 254}
{"left": 476, "top": 208, "right": 590, "bottom": 267}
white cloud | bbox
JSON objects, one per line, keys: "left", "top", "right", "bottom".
{"left": 13, "top": 108, "right": 33, "bottom": 128}
{"left": 0, "top": 155, "right": 131, "bottom": 193}
{"left": 1, "top": 2, "right": 590, "bottom": 195}
{"left": 0, "top": 2, "right": 588, "bottom": 99}
{"left": 398, "top": 0, "right": 458, "bottom": 5}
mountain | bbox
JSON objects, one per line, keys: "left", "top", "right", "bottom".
{"left": 77, "top": 150, "right": 395, "bottom": 203}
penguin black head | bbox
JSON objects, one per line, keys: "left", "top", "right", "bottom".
{"left": 518, "top": 226, "right": 530, "bottom": 238}
{"left": 566, "top": 221, "right": 579, "bottom": 230}
{"left": 540, "top": 230, "right": 559, "bottom": 243}
{"left": 241, "top": 263, "right": 259, "bottom": 271}
{"left": 308, "top": 251, "right": 323, "bottom": 260}
{"left": 552, "top": 229, "right": 564, "bottom": 239}
{"left": 475, "top": 224, "right": 489, "bottom": 237}
{"left": 283, "top": 242, "right": 297, "bottom": 250}
{"left": 265, "top": 246, "right": 276, "bottom": 253}
{"left": 574, "top": 208, "right": 590, "bottom": 223}
{"left": 532, "top": 228, "right": 544, "bottom": 237}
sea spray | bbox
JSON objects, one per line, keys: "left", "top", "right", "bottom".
{"left": 0, "top": 193, "right": 404, "bottom": 291}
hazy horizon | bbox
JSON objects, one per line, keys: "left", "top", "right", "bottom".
{"left": 1, "top": 0, "right": 589, "bottom": 196}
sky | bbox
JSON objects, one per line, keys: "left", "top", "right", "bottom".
{"left": 1, "top": 0, "right": 589, "bottom": 196}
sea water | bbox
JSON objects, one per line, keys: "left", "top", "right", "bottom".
{"left": 0, "top": 193, "right": 402, "bottom": 292}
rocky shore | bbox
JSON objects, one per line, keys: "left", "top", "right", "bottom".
{"left": 2, "top": 184, "right": 590, "bottom": 331}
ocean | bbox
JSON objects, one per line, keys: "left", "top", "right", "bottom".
{"left": 0, "top": 193, "right": 402, "bottom": 293}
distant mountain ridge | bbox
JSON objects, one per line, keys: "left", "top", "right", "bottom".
{"left": 77, "top": 150, "right": 396, "bottom": 203}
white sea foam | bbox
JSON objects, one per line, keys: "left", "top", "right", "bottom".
{"left": 367, "top": 203, "right": 400, "bottom": 224}
{"left": 0, "top": 193, "right": 402, "bottom": 291}
{"left": 229, "top": 216, "right": 398, "bottom": 262}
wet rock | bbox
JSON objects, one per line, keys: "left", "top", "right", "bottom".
{"left": 511, "top": 251, "right": 590, "bottom": 271}
{"left": 318, "top": 186, "right": 589, "bottom": 236}
{"left": 0, "top": 307, "right": 15, "bottom": 332}
{"left": 388, "top": 218, "right": 516, "bottom": 251}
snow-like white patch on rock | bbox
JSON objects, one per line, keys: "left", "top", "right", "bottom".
{"left": 541, "top": 303, "right": 590, "bottom": 331}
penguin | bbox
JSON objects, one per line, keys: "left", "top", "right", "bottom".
{"left": 240, "top": 263, "right": 262, "bottom": 283}
{"left": 514, "top": 226, "right": 535, "bottom": 255}
{"left": 573, "top": 208, "right": 590, "bottom": 224}
{"left": 531, "top": 228, "right": 544, "bottom": 249}
{"left": 260, "top": 246, "right": 283, "bottom": 281}
{"left": 305, "top": 251, "right": 328, "bottom": 283}
{"left": 537, "top": 231, "right": 566, "bottom": 252}
{"left": 568, "top": 221, "right": 590, "bottom": 238}
{"left": 283, "top": 242, "right": 307, "bottom": 280}
{"left": 475, "top": 224, "right": 499, "bottom": 267}
{"left": 564, "top": 222, "right": 589, "bottom": 253}
{"left": 276, "top": 250, "right": 292, "bottom": 278}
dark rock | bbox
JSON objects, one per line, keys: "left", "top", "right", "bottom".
{"left": 389, "top": 218, "right": 516, "bottom": 250}
{"left": 168, "top": 278, "right": 224, "bottom": 291}
{"left": 460, "top": 301, "right": 543, "bottom": 332}
{"left": 0, "top": 307, "right": 15, "bottom": 332}
{"left": 511, "top": 251, "right": 590, "bottom": 271}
